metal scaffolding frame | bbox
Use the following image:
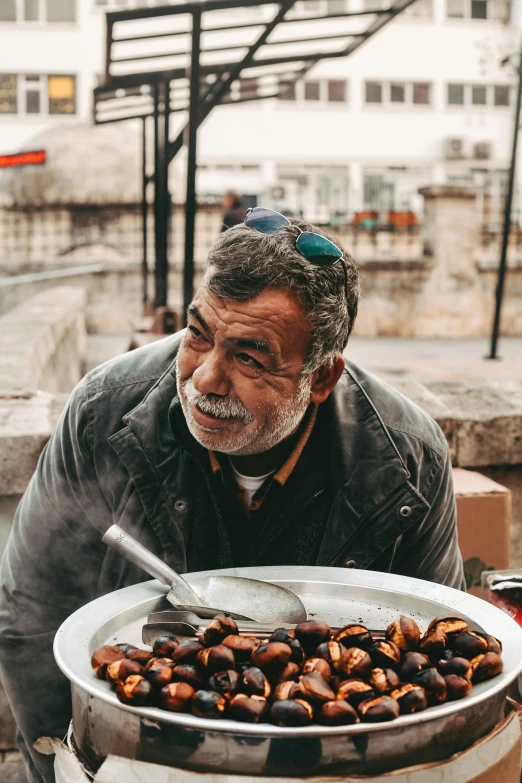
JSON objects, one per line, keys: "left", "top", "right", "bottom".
{"left": 94, "top": 0, "right": 418, "bottom": 321}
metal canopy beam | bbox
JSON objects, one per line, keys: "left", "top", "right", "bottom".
{"left": 95, "top": 0, "right": 418, "bottom": 321}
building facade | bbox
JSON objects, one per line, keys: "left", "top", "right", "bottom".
{"left": 0, "top": 0, "right": 520, "bottom": 225}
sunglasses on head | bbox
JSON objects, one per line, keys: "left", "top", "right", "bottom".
{"left": 244, "top": 207, "right": 349, "bottom": 303}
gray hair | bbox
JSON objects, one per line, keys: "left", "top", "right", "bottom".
{"left": 205, "top": 219, "right": 360, "bottom": 374}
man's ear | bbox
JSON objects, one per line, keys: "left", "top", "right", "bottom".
{"left": 309, "top": 356, "right": 345, "bottom": 404}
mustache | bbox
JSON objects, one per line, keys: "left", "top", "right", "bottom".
{"left": 182, "top": 378, "right": 254, "bottom": 423}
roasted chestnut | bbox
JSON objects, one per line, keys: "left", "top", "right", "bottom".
{"left": 91, "top": 645, "right": 125, "bottom": 679}
{"left": 271, "top": 662, "right": 301, "bottom": 684}
{"left": 412, "top": 668, "right": 447, "bottom": 704}
{"left": 390, "top": 683, "right": 428, "bottom": 714}
{"left": 208, "top": 669, "right": 239, "bottom": 700}
{"left": 427, "top": 616, "right": 468, "bottom": 638}
{"left": 170, "top": 664, "right": 204, "bottom": 690}
{"left": 191, "top": 689, "right": 227, "bottom": 719}
{"left": 339, "top": 647, "right": 373, "bottom": 679}
{"left": 386, "top": 616, "right": 420, "bottom": 652}
{"left": 202, "top": 614, "right": 239, "bottom": 647}
{"left": 296, "top": 672, "right": 336, "bottom": 706}
{"left": 319, "top": 700, "right": 359, "bottom": 725}
{"left": 221, "top": 635, "right": 259, "bottom": 662}
{"left": 273, "top": 680, "right": 298, "bottom": 701}
{"left": 115, "top": 674, "right": 152, "bottom": 706}
{"left": 146, "top": 663, "right": 174, "bottom": 688}
{"left": 294, "top": 620, "right": 332, "bottom": 653}
{"left": 228, "top": 693, "right": 267, "bottom": 723}
{"left": 358, "top": 695, "right": 400, "bottom": 722}
{"left": 418, "top": 626, "right": 447, "bottom": 661}
{"left": 369, "top": 640, "right": 401, "bottom": 670}
{"left": 289, "top": 638, "right": 305, "bottom": 665}
{"left": 160, "top": 682, "right": 195, "bottom": 712}
{"left": 485, "top": 634, "right": 502, "bottom": 655}
{"left": 197, "top": 644, "right": 236, "bottom": 675}
{"left": 241, "top": 667, "right": 271, "bottom": 698}
{"left": 334, "top": 624, "right": 373, "bottom": 651}
{"left": 399, "top": 652, "right": 431, "bottom": 681}
{"left": 470, "top": 652, "right": 503, "bottom": 683}
{"left": 269, "top": 628, "right": 295, "bottom": 645}
{"left": 170, "top": 640, "right": 204, "bottom": 665}
{"left": 251, "top": 642, "right": 292, "bottom": 673}
{"left": 302, "top": 657, "right": 332, "bottom": 683}
{"left": 106, "top": 658, "right": 144, "bottom": 683}
{"left": 315, "top": 641, "right": 344, "bottom": 670}
{"left": 454, "top": 631, "right": 489, "bottom": 659}
{"left": 369, "top": 668, "right": 401, "bottom": 694}
{"left": 337, "top": 679, "right": 375, "bottom": 708}
{"left": 144, "top": 657, "right": 175, "bottom": 671}
{"left": 444, "top": 674, "right": 472, "bottom": 700}
{"left": 152, "top": 635, "right": 179, "bottom": 659}
{"left": 125, "top": 648, "right": 154, "bottom": 666}
{"left": 437, "top": 657, "right": 472, "bottom": 679}
{"left": 270, "top": 698, "right": 314, "bottom": 726}
{"left": 115, "top": 642, "right": 139, "bottom": 656}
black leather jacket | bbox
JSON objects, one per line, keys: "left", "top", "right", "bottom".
{"left": 0, "top": 332, "right": 464, "bottom": 783}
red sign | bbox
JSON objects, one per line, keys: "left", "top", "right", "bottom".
{"left": 0, "top": 150, "right": 46, "bottom": 169}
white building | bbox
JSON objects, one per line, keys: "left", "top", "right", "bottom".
{"left": 0, "top": 0, "right": 520, "bottom": 223}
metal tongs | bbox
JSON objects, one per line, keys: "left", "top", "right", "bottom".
{"left": 103, "top": 525, "right": 307, "bottom": 623}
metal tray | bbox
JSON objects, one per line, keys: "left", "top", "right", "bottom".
{"left": 54, "top": 566, "right": 522, "bottom": 776}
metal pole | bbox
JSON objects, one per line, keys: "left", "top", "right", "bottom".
{"left": 183, "top": 10, "right": 202, "bottom": 324}
{"left": 488, "top": 41, "right": 522, "bottom": 360}
{"left": 141, "top": 116, "right": 149, "bottom": 310}
{"left": 153, "top": 79, "right": 170, "bottom": 309}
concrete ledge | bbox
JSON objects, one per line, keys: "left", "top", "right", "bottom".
{"left": 393, "top": 379, "right": 522, "bottom": 468}
{"left": 0, "top": 287, "right": 86, "bottom": 395}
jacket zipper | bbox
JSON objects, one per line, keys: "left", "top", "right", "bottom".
{"left": 326, "top": 487, "right": 406, "bottom": 568}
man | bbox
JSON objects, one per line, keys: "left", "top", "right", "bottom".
{"left": 220, "top": 190, "right": 246, "bottom": 231}
{"left": 0, "top": 214, "right": 464, "bottom": 783}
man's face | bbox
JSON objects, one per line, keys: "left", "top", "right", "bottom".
{"left": 176, "top": 282, "right": 313, "bottom": 456}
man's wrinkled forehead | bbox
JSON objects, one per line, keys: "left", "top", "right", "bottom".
{"left": 190, "top": 283, "right": 311, "bottom": 367}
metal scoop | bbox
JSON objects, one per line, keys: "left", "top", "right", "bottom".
{"left": 102, "top": 524, "right": 307, "bottom": 623}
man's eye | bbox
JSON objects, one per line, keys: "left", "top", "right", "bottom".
{"left": 188, "top": 325, "right": 205, "bottom": 341}
{"left": 237, "top": 352, "right": 263, "bottom": 370}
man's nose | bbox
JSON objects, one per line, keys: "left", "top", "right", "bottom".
{"left": 192, "top": 352, "right": 230, "bottom": 397}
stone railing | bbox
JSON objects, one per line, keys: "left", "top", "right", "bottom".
{"left": 0, "top": 286, "right": 86, "bottom": 495}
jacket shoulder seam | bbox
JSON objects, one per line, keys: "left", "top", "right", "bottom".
{"left": 381, "top": 420, "right": 446, "bottom": 461}
{"left": 86, "top": 375, "right": 163, "bottom": 395}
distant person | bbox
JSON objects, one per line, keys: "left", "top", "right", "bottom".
{"left": 221, "top": 191, "right": 246, "bottom": 231}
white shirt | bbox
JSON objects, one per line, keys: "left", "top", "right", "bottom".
{"left": 229, "top": 460, "right": 275, "bottom": 511}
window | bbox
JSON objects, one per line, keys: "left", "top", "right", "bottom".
{"left": 365, "top": 81, "right": 382, "bottom": 103}
{"left": 494, "top": 85, "right": 510, "bottom": 106}
{"left": 279, "top": 79, "right": 295, "bottom": 100}
{"left": 328, "top": 80, "right": 345, "bottom": 102}
{"left": 46, "top": 0, "right": 76, "bottom": 22}
{"left": 390, "top": 83, "right": 405, "bottom": 103}
{"left": 304, "top": 81, "right": 320, "bottom": 101}
{"left": 0, "top": 0, "right": 16, "bottom": 20}
{"left": 413, "top": 82, "right": 430, "bottom": 104}
{"left": 447, "top": 0, "right": 464, "bottom": 16}
{"left": 448, "top": 83, "right": 465, "bottom": 105}
{"left": 22, "top": 75, "right": 43, "bottom": 114}
{"left": 239, "top": 77, "right": 257, "bottom": 100}
{"left": 472, "top": 85, "right": 487, "bottom": 105}
{"left": 0, "top": 74, "right": 17, "bottom": 113}
{"left": 48, "top": 74, "right": 76, "bottom": 113}
{"left": 327, "top": 0, "right": 345, "bottom": 12}
{"left": 471, "top": 0, "right": 487, "bottom": 16}
{"left": 0, "top": 0, "right": 75, "bottom": 22}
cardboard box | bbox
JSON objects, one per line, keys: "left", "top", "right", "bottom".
{"left": 453, "top": 468, "right": 512, "bottom": 596}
